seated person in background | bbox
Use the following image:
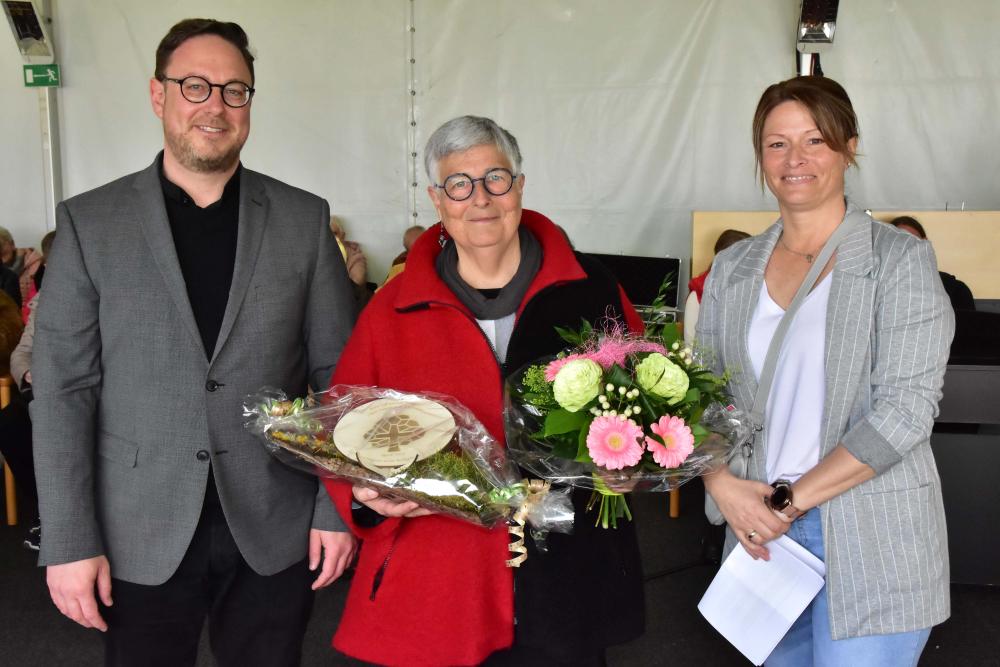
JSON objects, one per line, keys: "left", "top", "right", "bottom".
{"left": 0, "top": 225, "right": 32, "bottom": 275}
{"left": 0, "top": 290, "right": 36, "bottom": 549}
{"left": 20, "top": 230, "right": 55, "bottom": 324}
{"left": 11, "top": 228, "right": 49, "bottom": 394}
{"left": 684, "top": 229, "right": 750, "bottom": 345}
{"left": 2, "top": 231, "right": 52, "bottom": 549}
{"left": 382, "top": 224, "right": 425, "bottom": 285}
{"left": 0, "top": 291, "right": 23, "bottom": 377}
{"left": 890, "top": 216, "right": 976, "bottom": 312}
{"left": 330, "top": 216, "right": 376, "bottom": 307}
{"left": 0, "top": 226, "right": 43, "bottom": 319}
{"left": 3, "top": 285, "right": 39, "bottom": 549}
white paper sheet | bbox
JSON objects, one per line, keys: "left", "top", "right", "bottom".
{"left": 697, "top": 536, "right": 825, "bottom": 666}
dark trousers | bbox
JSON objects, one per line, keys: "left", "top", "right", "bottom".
{"left": 101, "top": 481, "right": 315, "bottom": 667}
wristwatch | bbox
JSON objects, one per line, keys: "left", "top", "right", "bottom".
{"left": 768, "top": 480, "right": 804, "bottom": 520}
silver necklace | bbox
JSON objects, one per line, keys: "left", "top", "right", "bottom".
{"left": 778, "top": 235, "right": 819, "bottom": 263}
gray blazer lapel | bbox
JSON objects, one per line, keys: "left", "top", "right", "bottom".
{"left": 821, "top": 205, "right": 877, "bottom": 455}
{"left": 211, "top": 168, "right": 269, "bottom": 364}
{"left": 134, "top": 161, "right": 207, "bottom": 360}
{"left": 723, "top": 222, "right": 780, "bottom": 481}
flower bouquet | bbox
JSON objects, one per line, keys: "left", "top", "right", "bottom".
{"left": 505, "top": 322, "right": 749, "bottom": 528}
{"left": 244, "top": 385, "right": 573, "bottom": 540}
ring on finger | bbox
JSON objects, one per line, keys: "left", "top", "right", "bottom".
{"left": 747, "top": 530, "right": 758, "bottom": 541}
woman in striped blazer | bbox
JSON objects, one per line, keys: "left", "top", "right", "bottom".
{"left": 698, "top": 76, "right": 954, "bottom": 666}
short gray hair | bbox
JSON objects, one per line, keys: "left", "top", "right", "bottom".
{"left": 423, "top": 115, "right": 523, "bottom": 184}
{"left": 0, "top": 226, "right": 12, "bottom": 245}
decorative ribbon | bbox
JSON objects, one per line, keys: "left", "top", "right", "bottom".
{"left": 505, "top": 479, "right": 552, "bottom": 568}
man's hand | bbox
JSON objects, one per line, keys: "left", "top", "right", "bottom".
{"left": 352, "top": 485, "right": 433, "bottom": 519}
{"left": 47, "top": 556, "right": 113, "bottom": 631}
{"left": 308, "top": 529, "right": 358, "bottom": 590}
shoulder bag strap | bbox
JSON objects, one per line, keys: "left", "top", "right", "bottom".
{"left": 747, "top": 210, "right": 860, "bottom": 438}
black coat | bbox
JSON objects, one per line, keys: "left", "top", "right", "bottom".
{"left": 504, "top": 253, "right": 646, "bottom": 661}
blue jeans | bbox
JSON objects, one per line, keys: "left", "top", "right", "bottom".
{"left": 765, "top": 509, "right": 931, "bottom": 667}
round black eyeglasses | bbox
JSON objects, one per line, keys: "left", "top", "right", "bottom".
{"left": 435, "top": 168, "right": 517, "bottom": 201}
{"left": 161, "top": 75, "right": 255, "bottom": 108}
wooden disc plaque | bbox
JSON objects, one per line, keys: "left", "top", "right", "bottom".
{"left": 333, "top": 398, "right": 456, "bottom": 472}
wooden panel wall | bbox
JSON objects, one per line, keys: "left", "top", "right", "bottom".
{"left": 692, "top": 211, "right": 1000, "bottom": 299}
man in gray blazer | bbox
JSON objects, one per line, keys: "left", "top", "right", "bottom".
{"left": 31, "top": 19, "right": 356, "bottom": 666}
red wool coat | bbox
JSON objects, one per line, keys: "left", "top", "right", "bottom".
{"left": 326, "top": 210, "right": 643, "bottom": 666}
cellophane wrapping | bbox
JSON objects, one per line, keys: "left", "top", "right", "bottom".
{"left": 244, "top": 384, "right": 574, "bottom": 535}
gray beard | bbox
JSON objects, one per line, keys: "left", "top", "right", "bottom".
{"left": 166, "top": 131, "right": 243, "bottom": 174}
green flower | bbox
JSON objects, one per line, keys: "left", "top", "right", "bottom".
{"left": 635, "top": 353, "right": 689, "bottom": 402}
{"left": 552, "top": 359, "right": 603, "bottom": 412}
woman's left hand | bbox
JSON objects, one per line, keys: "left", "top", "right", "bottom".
{"left": 705, "top": 468, "right": 791, "bottom": 559}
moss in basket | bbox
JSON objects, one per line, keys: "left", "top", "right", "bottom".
{"left": 390, "top": 447, "right": 498, "bottom": 514}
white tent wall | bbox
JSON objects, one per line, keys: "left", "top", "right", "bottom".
{"left": 0, "top": 40, "right": 48, "bottom": 251}
{"left": 2, "top": 0, "right": 998, "bottom": 284}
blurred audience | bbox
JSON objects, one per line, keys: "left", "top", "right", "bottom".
{"left": 890, "top": 216, "right": 976, "bottom": 312}
{"left": 0, "top": 291, "right": 22, "bottom": 377}
{"left": 382, "top": 225, "right": 426, "bottom": 285}
{"left": 0, "top": 226, "right": 44, "bottom": 322}
{"left": 684, "top": 229, "right": 751, "bottom": 344}
{"left": 1, "top": 289, "right": 36, "bottom": 549}
{"left": 21, "top": 231, "right": 55, "bottom": 323}
{"left": 330, "top": 216, "right": 375, "bottom": 307}
{"left": 0, "top": 226, "right": 28, "bottom": 273}
{"left": 0, "top": 229, "right": 53, "bottom": 550}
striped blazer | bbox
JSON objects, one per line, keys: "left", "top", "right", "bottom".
{"left": 697, "top": 202, "right": 954, "bottom": 639}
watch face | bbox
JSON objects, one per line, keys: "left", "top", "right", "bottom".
{"left": 771, "top": 484, "right": 791, "bottom": 510}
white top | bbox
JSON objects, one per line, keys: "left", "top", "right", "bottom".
{"left": 476, "top": 313, "right": 515, "bottom": 363}
{"left": 748, "top": 273, "right": 831, "bottom": 484}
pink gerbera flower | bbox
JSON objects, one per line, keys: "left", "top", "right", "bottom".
{"left": 586, "top": 416, "right": 644, "bottom": 470}
{"left": 645, "top": 415, "right": 694, "bottom": 468}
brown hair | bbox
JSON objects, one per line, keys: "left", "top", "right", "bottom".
{"left": 890, "top": 216, "right": 927, "bottom": 239}
{"left": 154, "top": 19, "right": 255, "bottom": 84}
{"left": 752, "top": 76, "right": 858, "bottom": 185}
{"left": 714, "top": 229, "right": 751, "bottom": 255}
{"left": 40, "top": 230, "right": 56, "bottom": 257}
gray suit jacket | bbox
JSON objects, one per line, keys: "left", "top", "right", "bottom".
{"left": 31, "top": 158, "right": 355, "bottom": 585}
{"left": 697, "top": 203, "right": 954, "bottom": 639}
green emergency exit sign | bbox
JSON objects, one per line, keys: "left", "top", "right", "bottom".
{"left": 23, "top": 63, "right": 60, "bottom": 87}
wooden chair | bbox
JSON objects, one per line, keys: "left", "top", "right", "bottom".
{"left": 1, "top": 375, "right": 17, "bottom": 526}
{"left": 669, "top": 487, "right": 680, "bottom": 518}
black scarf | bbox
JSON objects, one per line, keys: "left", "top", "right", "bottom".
{"left": 435, "top": 225, "right": 542, "bottom": 320}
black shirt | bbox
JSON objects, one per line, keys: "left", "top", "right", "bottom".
{"left": 158, "top": 157, "right": 240, "bottom": 359}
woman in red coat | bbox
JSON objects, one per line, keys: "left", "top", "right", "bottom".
{"left": 325, "top": 116, "right": 646, "bottom": 666}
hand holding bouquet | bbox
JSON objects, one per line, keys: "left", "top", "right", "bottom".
{"left": 505, "top": 322, "right": 749, "bottom": 528}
